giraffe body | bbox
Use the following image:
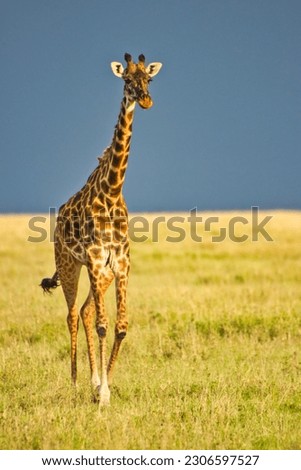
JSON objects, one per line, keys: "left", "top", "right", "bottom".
{"left": 41, "top": 54, "right": 162, "bottom": 405}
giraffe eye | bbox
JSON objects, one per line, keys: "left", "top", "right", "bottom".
{"left": 124, "top": 78, "right": 131, "bottom": 84}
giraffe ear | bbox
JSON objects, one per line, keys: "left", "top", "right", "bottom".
{"left": 146, "top": 62, "right": 162, "bottom": 77}
{"left": 111, "top": 62, "right": 124, "bottom": 77}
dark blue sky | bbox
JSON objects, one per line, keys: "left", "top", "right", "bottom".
{"left": 1, "top": 0, "right": 300, "bottom": 212}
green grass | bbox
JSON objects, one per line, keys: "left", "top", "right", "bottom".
{"left": 1, "top": 211, "right": 301, "bottom": 449}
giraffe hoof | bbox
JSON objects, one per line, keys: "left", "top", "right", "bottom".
{"left": 99, "top": 396, "right": 110, "bottom": 407}
{"left": 99, "top": 386, "right": 111, "bottom": 407}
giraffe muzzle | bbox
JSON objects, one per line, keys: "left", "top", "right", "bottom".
{"left": 138, "top": 95, "right": 153, "bottom": 109}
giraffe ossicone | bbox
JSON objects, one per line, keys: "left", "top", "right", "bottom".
{"left": 40, "top": 53, "right": 162, "bottom": 406}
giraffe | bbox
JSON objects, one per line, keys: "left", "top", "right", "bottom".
{"left": 40, "top": 53, "right": 162, "bottom": 406}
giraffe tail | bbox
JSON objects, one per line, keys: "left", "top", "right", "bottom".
{"left": 40, "top": 271, "right": 60, "bottom": 294}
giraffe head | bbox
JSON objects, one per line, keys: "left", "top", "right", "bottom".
{"left": 111, "top": 53, "right": 162, "bottom": 109}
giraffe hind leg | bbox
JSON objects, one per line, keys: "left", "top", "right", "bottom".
{"left": 56, "top": 251, "right": 82, "bottom": 386}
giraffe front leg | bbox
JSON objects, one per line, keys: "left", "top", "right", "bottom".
{"left": 107, "top": 272, "right": 129, "bottom": 386}
{"left": 80, "top": 290, "right": 101, "bottom": 398}
{"left": 88, "top": 265, "right": 112, "bottom": 407}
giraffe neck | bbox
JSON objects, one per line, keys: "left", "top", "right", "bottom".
{"left": 103, "top": 96, "right": 135, "bottom": 199}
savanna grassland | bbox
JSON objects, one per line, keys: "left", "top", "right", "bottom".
{"left": 0, "top": 211, "right": 301, "bottom": 450}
